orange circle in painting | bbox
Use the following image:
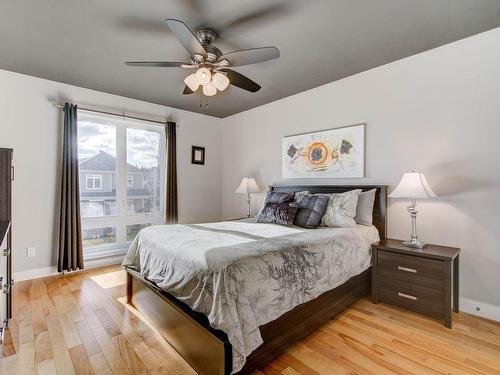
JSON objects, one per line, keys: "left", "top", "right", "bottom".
{"left": 307, "top": 142, "right": 328, "bottom": 164}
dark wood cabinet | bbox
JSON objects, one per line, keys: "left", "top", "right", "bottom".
{"left": 372, "top": 238, "right": 460, "bottom": 328}
{"left": 0, "top": 148, "right": 13, "bottom": 344}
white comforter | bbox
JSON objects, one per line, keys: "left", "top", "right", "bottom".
{"left": 122, "top": 219, "right": 379, "bottom": 373}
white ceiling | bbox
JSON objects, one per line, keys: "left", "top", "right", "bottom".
{"left": 1, "top": 0, "right": 500, "bottom": 117}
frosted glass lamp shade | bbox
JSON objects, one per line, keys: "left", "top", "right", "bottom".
{"left": 184, "top": 74, "right": 199, "bottom": 92}
{"left": 234, "top": 177, "right": 261, "bottom": 194}
{"left": 196, "top": 67, "right": 212, "bottom": 85}
{"left": 389, "top": 172, "right": 436, "bottom": 199}
{"left": 212, "top": 72, "right": 230, "bottom": 91}
{"left": 202, "top": 81, "right": 217, "bottom": 96}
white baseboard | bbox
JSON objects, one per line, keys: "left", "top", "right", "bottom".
{"left": 14, "top": 265, "right": 58, "bottom": 282}
{"left": 460, "top": 297, "right": 500, "bottom": 322}
{"left": 13, "top": 254, "right": 125, "bottom": 282}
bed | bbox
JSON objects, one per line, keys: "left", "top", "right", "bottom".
{"left": 123, "top": 185, "right": 387, "bottom": 375}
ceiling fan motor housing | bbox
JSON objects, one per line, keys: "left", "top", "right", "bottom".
{"left": 197, "top": 29, "right": 222, "bottom": 62}
{"left": 197, "top": 29, "right": 217, "bottom": 44}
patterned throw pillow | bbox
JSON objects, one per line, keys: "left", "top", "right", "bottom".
{"left": 257, "top": 191, "right": 295, "bottom": 216}
{"left": 257, "top": 202, "right": 299, "bottom": 226}
{"left": 293, "top": 193, "right": 330, "bottom": 229}
{"left": 294, "top": 190, "right": 310, "bottom": 198}
{"left": 320, "top": 189, "right": 362, "bottom": 227}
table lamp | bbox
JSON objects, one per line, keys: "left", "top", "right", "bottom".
{"left": 389, "top": 171, "right": 436, "bottom": 249}
{"left": 234, "top": 177, "right": 262, "bottom": 218}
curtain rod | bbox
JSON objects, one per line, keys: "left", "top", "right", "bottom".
{"left": 51, "top": 102, "right": 173, "bottom": 126}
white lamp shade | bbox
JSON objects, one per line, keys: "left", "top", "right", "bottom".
{"left": 389, "top": 172, "right": 437, "bottom": 199}
{"left": 196, "top": 67, "right": 212, "bottom": 85}
{"left": 202, "top": 81, "right": 217, "bottom": 96}
{"left": 212, "top": 72, "right": 230, "bottom": 91}
{"left": 184, "top": 74, "right": 199, "bottom": 92}
{"left": 234, "top": 177, "right": 262, "bottom": 194}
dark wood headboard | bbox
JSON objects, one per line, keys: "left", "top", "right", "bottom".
{"left": 270, "top": 184, "right": 387, "bottom": 239}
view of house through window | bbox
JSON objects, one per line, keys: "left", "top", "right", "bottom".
{"left": 78, "top": 112, "right": 165, "bottom": 258}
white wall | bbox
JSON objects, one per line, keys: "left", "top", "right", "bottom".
{"left": 0, "top": 69, "right": 222, "bottom": 274}
{"left": 221, "top": 28, "right": 500, "bottom": 312}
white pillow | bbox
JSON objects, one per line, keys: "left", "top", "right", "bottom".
{"left": 321, "top": 189, "right": 362, "bottom": 227}
{"left": 355, "top": 189, "right": 376, "bottom": 225}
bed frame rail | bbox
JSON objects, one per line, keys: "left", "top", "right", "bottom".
{"left": 126, "top": 266, "right": 370, "bottom": 375}
{"left": 126, "top": 268, "right": 231, "bottom": 375}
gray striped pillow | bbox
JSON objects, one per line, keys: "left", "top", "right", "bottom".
{"left": 293, "top": 193, "right": 330, "bottom": 228}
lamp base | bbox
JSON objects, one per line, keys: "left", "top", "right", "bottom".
{"left": 402, "top": 240, "right": 427, "bottom": 249}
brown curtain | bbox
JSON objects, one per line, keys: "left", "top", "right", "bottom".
{"left": 165, "top": 121, "right": 178, "bottom": 224}
{"left": 58, "top": 103, "right": 84, "bottom": 272}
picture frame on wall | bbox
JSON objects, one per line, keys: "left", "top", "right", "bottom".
{"left": 191, "top": 146, "right": 205, "bottom": 165}
{"left": 282, "top": 123, "right": 365, "bottom": 178}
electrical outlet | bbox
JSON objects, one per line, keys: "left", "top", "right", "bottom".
{"left": 27, "top": 247, "right": 36, "bottom": 257}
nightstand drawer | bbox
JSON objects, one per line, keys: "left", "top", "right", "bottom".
{"left": 378, "top": 250, "right": 443, "bottom": 288}
{"left": 378, "top": 278, "right": 444, "bottom": 319}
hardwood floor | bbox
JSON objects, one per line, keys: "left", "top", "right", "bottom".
{"left": 1, "top": 266, "right": 500, "bottom": 375}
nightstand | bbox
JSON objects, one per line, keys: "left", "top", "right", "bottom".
{"left": 371, "top": 239, "right": 460, "bottom": 328}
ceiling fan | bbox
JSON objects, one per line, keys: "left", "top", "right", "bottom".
{"left": 125, "top": 19, "right": 280, "bottom": 97}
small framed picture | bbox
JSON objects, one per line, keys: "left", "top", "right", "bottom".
{"left": 191, "top": 146, "right": 205, "bottom": 165}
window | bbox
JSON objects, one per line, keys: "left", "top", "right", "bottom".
{"left": 78, "top": 112, "right": 165, "bottom": 259}
{"left": 86, "top": 175, "right": 102, "bottom": 190}
{"left": 126, "top": 223, "right": 152, "bottom": 241}
{"left": 82, "top": 226, "right": 116, "bottom": 247}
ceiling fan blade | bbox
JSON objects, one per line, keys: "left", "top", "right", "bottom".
{"left": 218, "top": 47, "right": 279, "bottom": 67}
{"left": 219, "top": 69, "right": 261, "bottom": 93}
{"left": 165, "top": 19, "right": 206, "bottom": 56}
{"left": 125, "top": 61, "right": 187, "bottom": 67}
{"left": 183, "top": 85, "right": 195, "bottom": 95}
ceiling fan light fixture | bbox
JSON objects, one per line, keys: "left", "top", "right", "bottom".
{"left": 212, "top": 72, "right": 230, "bottom": 91}
{"left": 196, "top": 67, "right": 212, "bottom": 85}
{"left": 184, "top": 74, "right": 200, "bottom": 92}
{"left": 202, "top": 81, "right": 217, "bottom": 97}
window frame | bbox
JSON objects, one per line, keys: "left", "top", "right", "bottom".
{"left": 85, "top": 174, "right": 102, "bottom": 190}
{"left": 78, "top": 112, "right": 166, "bottom": 260}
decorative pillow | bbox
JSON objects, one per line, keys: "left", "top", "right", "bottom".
{"left": 321, "top": 189, "right": 362, "bottom": 227}
{"left": 355, "top": 189, "right": 376, "bottom": 226}
{"left": 256, "top": 191, "right": 295, "bottom": 216}
{"left": 293, "top": 193, "right": 330, "bottom": 229}
{"left": 257, "top": 202, "right": 299, "bottom": 226}
{"left": 294, "top": 190, "right": 310, "bottom": 199}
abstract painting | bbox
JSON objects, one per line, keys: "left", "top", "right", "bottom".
{"left": 282, "top": 124, "right": 365, "bottom": 178}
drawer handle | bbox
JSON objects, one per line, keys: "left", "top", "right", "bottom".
{"left": 398, "top": 292, "right": 417, "bottom": 301}
{"left": 398, "top": 266, "right": 417, "bottom": 273}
